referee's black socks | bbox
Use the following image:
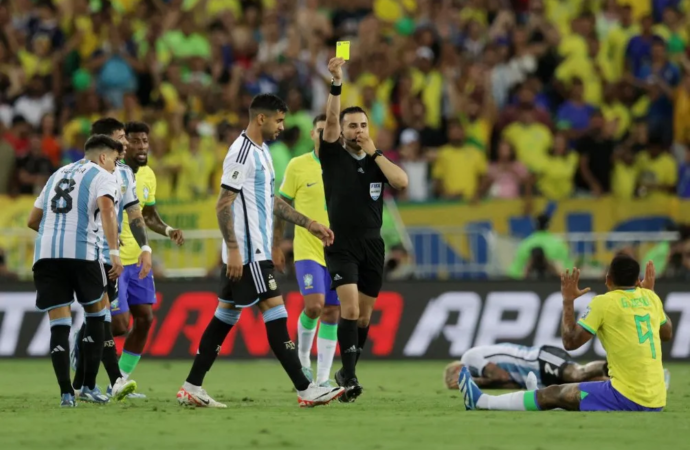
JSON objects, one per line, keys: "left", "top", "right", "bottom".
{"left": 82, "top": 309, "right": 107, "bottom": 390}
{"left": 49, "top": 317, "right": 73, "bottom": 395}
{"left": 263, "top": 305, "right": 310, "bottom": 392}
{"left": 355, "top": 325, "right": 370, "bottom": 365}
{"left": 338, "top": 318, "right": 359, "bottom": 380}
{"left": 186, "top": 306, "right": 240, "bottom": 386}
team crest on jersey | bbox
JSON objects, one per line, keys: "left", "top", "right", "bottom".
{"left": 268, "top": 274, "right": 277, "bottom": 290}
{"left": 120, "top": 184, "right": 126, "bottom": 195}
{"left": 143, "top": 187, "right": 150, "bottom": 200}
{"left": 303, "top": 273, "right": 313, "bottom": 289}
{"left": 111, "top": 299, "right": 120, "bottom": 311}
{"left": 369, "top": 182, "right": 382, "bottom": 200}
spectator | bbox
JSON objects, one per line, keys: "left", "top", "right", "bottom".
{"left": 39, "top": 113, "right": 60, "bottom": 167}
{"left": 283, "top": 89, "right": 314, "bottom": 157}
{"left": 269, "top": 126, "right": 298, "bottom": 195}
{"left": 13, "top": 76, "right": 54, "bottom": 129}
{"left": 625, "top": 15, "right": 659, "bottom": 78}
{"left": 636, "top": 38, "right": 680, "bottom": 86}
{"left": 636, "top": 137, "right": 678, "bottom": 198}
{"left": 495, "top": 83, "right": 552, "bottom": 132}
{"left": 555, "top": 34, "right": 604, "bottom": 107}
{"left": 15, "top": 134, "right": 52, "bottom": 195}
{"left": 432, "top": 121, "right": 486, "bottom": 201}
{"left": 482, "top": 140, "right": 531, "bottom": 200}
{"left": 508, "top": 214, "right": 573, "bottom": 279}
{"left": 575, "top": 110, "right": 616, "bottom": 196}
{"left": 4, "top": 115, "right": 31, "bottom": 157}
{"left": 678, "top": 146, "right": 690, "bottom": 198}
{"left": 158, "top": 13, "right": 211, "bottom": 63}
{"left": 652, "top": 7, "right": 686, "bottom": 58}
{"left": 502, "top": 106, "right": 553, "bottom": 171}
{"left": 536, "top": 132, "right": 579, "bottom": 200}
{"left": 397, "top": 128, "right": 429, "bottom": 202}
{"left": 601, "top": 5, "right": 638, "bottom": 82}
{"left": 556, "top": 78, "right": 596, "bottom": 139}
{"left": 612, "top": 146, "right": 639, "bottom": 199}
{"left": 0, "top": 136, "right": 14, "bottom": 194}
{"left": 601, "top": 83, "right": 632, "bottom": 140}
{"left": 643, "top": 224, "right": 690, "bottom": 276}
{"left": 524, "top": 247, "right": 560, "bottom": 279}
{"left": 0, "top": 247, "right": 19, "bottom": 281}
{"left": 410, "top": 46, "right": 443, "bottom": 130}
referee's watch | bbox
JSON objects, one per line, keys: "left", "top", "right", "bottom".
{"left": 371, "top": 149, "right": 384, "bottom": 160}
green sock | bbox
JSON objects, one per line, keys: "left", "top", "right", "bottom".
{"left": 299, "top": 311, "right": 318, "bottom": 330}
{"left": 317, "top": 322, "right": 337, "bottom": 340}
{"left": 523, "top": 391, "right": 541, "bottom": 411}
{"left": 119, "top": 351, "right": 141, "bottom": 379}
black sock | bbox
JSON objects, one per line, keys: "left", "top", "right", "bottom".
{"left": 102, "top": 322, "right": 121, "bottom": 386}
{"left": 265, "top": 317, "right": 310, "bottom": 391}
{"left": 82, "top": 316, "right": 105, "bottom": 390}
{"left": 355, "top": 325, "right": 370, "bottom": 365}
{"left": 50, "top": 324, "right": 74, "bottom": 395}
{"left": 186, "top": 317, "right": 233, "bottom": 386}
{"left": 338, "top": 318, "right": 358, "bottom": 380}
{"left": 72, "top": 323, "right": 86, "bottom": 390}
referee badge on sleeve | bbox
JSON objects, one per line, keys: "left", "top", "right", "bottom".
{"left": 370, "top": 182, "right": 382, "bottom": 200}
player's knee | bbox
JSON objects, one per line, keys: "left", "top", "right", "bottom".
{"left": 357, "top": 316, "right": 370, "bottom": 328}
{"left": 111, "top": 316, "right": 129, "bottom": 336}
{"left": 340, "top": 302, "right": 359, "bottom": 320}
{"left": 321, "top": 305, "right": 340, "bottom": 323}
{"left": 133, "top": 311, "right": 154, "bottom": 331}
{"left": 304, "top": 303, "right": 323, "bottom": 319}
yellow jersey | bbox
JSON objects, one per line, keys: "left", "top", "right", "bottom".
{"left": 120, "top": 166, "right": 157, "bottom": 265}
{"left": 578, "top": 287, "right": 667, "bottom": 408}
{"left": 279, "top": 151, "right": 328, "bottom": 266}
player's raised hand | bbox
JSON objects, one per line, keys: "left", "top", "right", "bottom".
{"left": 226, "top": 247, "right": 243, "bottom": 281}
{"left": 307, "top": 221, "right": 335, "bottom": 246}
{"left": 272, "top": 245, "right": 286, "bottom": 273}
{"left": 109, "top": 255, "right": 124, "bottom": 280}
{"left": 327, "top": 57, "right": 345, "bottom": 82}
{"left": 137, "top": 250, "right": 152, "bottom": 279}
{"left": 561, "top": 267, "right": 591, "bottom": 303}
{"left": 169, "top": 229, "right": 185, "bottom": 246}
{"left": 640, "top": 261, "right": 656, "bottom": 291}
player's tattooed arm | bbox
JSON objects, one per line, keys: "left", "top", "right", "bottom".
{"left": 273, "top": 216, "right": 285, "bottom": 248}
{"left": 273, "top": 196, "right": 310, "bottom": 228}
{"left": 142, "top": 204, "right": 169, "bottom": 236}
{"left": 474, "top": 363, "right": 521, "bottom": 389}
{"left": 126, "top": 204, "right": 149, "bottom": 247}
{"left": 217, "top": 189, "right": 239, "bottom": 249}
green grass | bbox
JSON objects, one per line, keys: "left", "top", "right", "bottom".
{"left": 0, "top": 361, "right": 689, "bottom": 450}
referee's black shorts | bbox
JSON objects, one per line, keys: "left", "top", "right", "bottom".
{"left": 325, "top": 234, "right": 385, "bottom": 298}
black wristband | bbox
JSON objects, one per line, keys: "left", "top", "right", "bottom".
{"left": 330, "top": 83, "right": 342, "bottom": 96}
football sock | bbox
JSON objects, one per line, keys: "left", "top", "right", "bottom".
{"left": 102, "top": 310, "right": 121, "bottom": 386}
{"left": 355, "top": 325, "right": 370, "bottom": 364}
{"left": 185, "top": 307, "right": 239, "bottom": 386}
{"left": 297, "top": 311, "right": 318, "bottom": 368}
{"left": 118, "top": 351, "right": 141, "bottom": 381}
{"left": 83, "top": 309, "right": 107, "bottom": 390}
{"left": 337, "top": 318, "right": 358, "bottom": 380}
{"left": 316, "top": 321, "right": 338, "bottom": 384}
{"left": 50, "top": 318, "right": 73, "bottom": 396}
{"left": 72, "top": 323, "right": 86, "bottom": 390}
{"left": 263, "top": 305, "right": 310, "bottom": 392}
{"left": 476, "top": 391, "right": 540, "bottom": 411}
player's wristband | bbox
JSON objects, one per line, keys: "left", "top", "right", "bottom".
{"left": 140, "top": 245, "right": 152, "bottom": 254}
{"left": 109, "top": 250, "right": 120, "bottom": 257}
{"left": 330, "top": 82, "right": 342, "bottom": 96}
{"left": 165, "top": 226, "right": 173, "bottom": 237}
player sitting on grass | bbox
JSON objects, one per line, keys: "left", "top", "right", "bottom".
{"left": 459, "top": 257, "right": 672, "bottom": 412}
{"left": 444, "top": 344, "right": 608, "bottom": 391}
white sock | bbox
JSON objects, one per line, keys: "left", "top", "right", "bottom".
{"left": 297, "top": 316, "right": 317, "bottom": 368}
{"left": 476, "top": 391, "right": 532, "bottom": 411}
{"left": 316, "top": 337, "right": 337, "bottom": 383}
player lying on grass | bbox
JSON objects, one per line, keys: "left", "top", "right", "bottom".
{"left": 444, "top": 344, "right": 608, "bottom": 391}
{"left": 459, "top": 257, "right": 672, "bottom": 412}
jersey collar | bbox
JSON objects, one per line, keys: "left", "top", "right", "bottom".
{"left": 311, "top": 150, "right": 320, "bottom": 163}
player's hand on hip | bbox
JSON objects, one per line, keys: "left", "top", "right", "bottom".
{"left": 328, "top": 57, "right": 345, "bottom": 81}
{"left": 272, "top": 246, "right": 286, "bottom": 273}
{"left": 109, "top": 256, "right": 124, "bottom": 280}
{"left": 169, "top": 229, "right": 185, "bottom": 246}
{"left": 560, "top": 267, "right": 591, "bottom": 303}
{"left": 356, "top": 133, "right": 376, "bottom": 156}
{"left": 307, "top": 221, "right": 334, "bottom": 246}
{"left": 226, "top": 247, "right": 243, "bottom": 281}
{"left": 640, "top": 260, "right": 655, "bottom": 290}
{"left": 137, "top": 251, "right": 152, "bottom": 279}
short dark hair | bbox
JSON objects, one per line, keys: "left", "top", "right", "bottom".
{"left": 125, "top": 121, "right": 150, "bottom": 135}
{"left": 90, "top": 118, "right": 124, "bottom": 137}
{"left": 608, "top": 253, "right": 640, "bottom": 287}
{"left": 84, "top": 134, "right": 123, "bottom": 154}
{"left": 249, "top": 94, "right": 288, "bottom": 118}
{"left": 312, "top": 114, "right": 327, "bottom": 126}
{"left": 339, "top": 106, "right": 368, "bottom": 123}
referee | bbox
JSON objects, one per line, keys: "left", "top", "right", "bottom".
{"left": 320, "top": 57, "right": 408, "bottom": 402}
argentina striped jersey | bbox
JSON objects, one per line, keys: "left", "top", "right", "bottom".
{"left": 220, "top": 132, "right": 275, "bottom": 265}
{"left": 33, "top": 159, "right": 119, "bottom": 265}
{"left": 101, "top": 162, "right": 138, "bottom": 265}
{"left": 460, "top": 344, "right": 543, "bottom": 388}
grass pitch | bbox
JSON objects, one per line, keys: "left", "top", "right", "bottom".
{"left": 0, "top": 360, "right": 688, "bottom": 450}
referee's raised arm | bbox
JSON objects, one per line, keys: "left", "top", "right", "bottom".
{"left": 322, "top": 57, "right": 345, "bottom": 144}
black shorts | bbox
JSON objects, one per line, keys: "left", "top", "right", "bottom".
{"left": 33, "top": 259, "right": 107, "bottom": 312}
{"left": 325, "top": 235, "right": 384, "bottom": 298}
{"left": 538, "top": 345, "right": 575, "bottom": 386}
{"left": 218, "top": 260, "right": 281, "bottom": 308}
{"left": 103, "top": 264, "right": 119, "bottom": 303}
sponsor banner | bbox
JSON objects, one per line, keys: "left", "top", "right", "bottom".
{"left": 1, "top": 281, "right": 689, "bottom": 360}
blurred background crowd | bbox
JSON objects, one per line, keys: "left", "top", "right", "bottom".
{"left": 2, "top": 0, "right": 690, "bottom": 281}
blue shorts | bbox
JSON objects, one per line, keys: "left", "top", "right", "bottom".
{"left": 111, "top": 264, "right": 156, "bottom": 316}
{"left": 579, "top": 381, "right": 663, "bottom": 412}
{"left": 294, "top": 260, "right": 339, "bottom": 306}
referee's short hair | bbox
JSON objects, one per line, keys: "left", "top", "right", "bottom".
{"left": 313, "top": 114, "right": 326, "bottom": 126}
{"left": 91, "top": 117, "right": 124, "bottom": 136}
{"left": 339, "top": 106, "right": 368, "bottom": 123}
{"left": 85, "top": 134, "right": 123, "bottom": 154}
{"left": 608, "top": 253, "right": 640, "bottom": 287}
{"left": 125, "top": 121, "right": 150, "bottom": 135}
{"left": 249, "top": 94, "right": 288, "bottom": 118}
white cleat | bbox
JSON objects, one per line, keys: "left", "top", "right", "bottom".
{"left": 297, "top": 383, "right": 345, "bottom": 408}
{"left": 525, "top": 372, "right": 539, "bottom": 391}
{"left": 111, "top": 377, "right": 138, "bottom": 401}
{"left": 177, "top": 383, "right": 227, "bottom": 408}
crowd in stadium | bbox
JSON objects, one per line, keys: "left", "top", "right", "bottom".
{"left": 1, "top": 0, "right": 690, "bottom": 205}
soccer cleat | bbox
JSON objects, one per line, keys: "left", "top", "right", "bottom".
{"left": 110, "top": 377, "right": 138, "bottom": 401}
{"left": 458, "top": 366, "right": 484, "bottom": 411}
{"left": 297, "top": 383, "right": 345, "bottom": 408}
{"left": 177, "top": 384, "right": 227, "bottom": 408}
{"left": 301, "top": 366, "right": 314, "bottom": 383}
{"left": 60, "top": 393, "right": 77, "bottom": 408}
{"left": 525, "top": 372, "right": 539, "bottom": 391}
{"left": 664, "top": 368, "right": 671, "bottom": 391}
{"left": 318, "top": 380, "right": 336, "bottom": 388}
{"left": 106, "top": 384, "right": 147, "bottom": 399}
{"left": 334, "top": 369, "right": 363, "bottom": 403}
{"left": 78, "top": 386, "right": 110, "bottom": 404}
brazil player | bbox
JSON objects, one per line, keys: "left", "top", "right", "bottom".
{"left": 279, "top": 114, "right": 340, "bottom": 386}
{"left": 443, "top": 344, "right": 608, "bottom": 390}
{"left": 111, "top": 121, "right": 185, "bottom": 392}
{"left": 459, "top": 256, "right": 673, "bottom": 412}
{"left": 27, "top": 135, "right": 124, "bottom": 406}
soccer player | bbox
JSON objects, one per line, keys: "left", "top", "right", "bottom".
{"left": 443, "top": 344, "right": 608, "bottom": 391}
{"left": 176, "top": 94, "right": 344, "bottom": 408}
{"left": 109, "top": 121, "right": 185, "bottom": 395}
{"left": 458, "top": 257, "right": 673, "bottom": 412}
{"left": 279, "top": 114, "right": 340, "bottom": 386}
{"left": 71, "top": 118, "right": 151, "bottom": 400}
{"left": 27, "top": 135, "right": 124, "bottom": 406}
{"left": 320, "top": 57, "right": 408, "bottom": 402}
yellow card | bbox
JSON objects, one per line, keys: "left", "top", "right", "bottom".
{"left": 336, "top": 41, "right": 350, "bottom": 60}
